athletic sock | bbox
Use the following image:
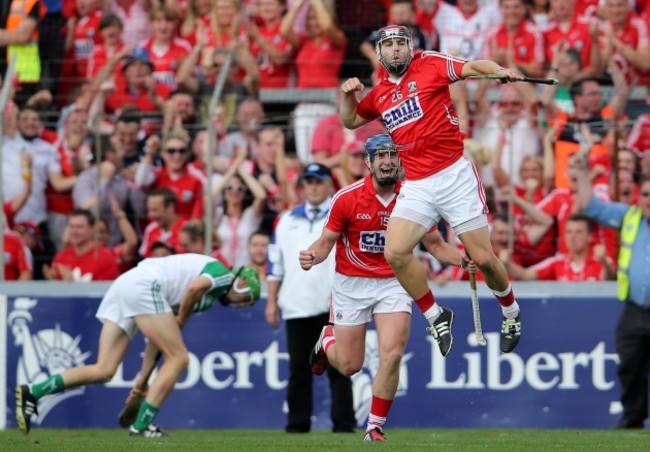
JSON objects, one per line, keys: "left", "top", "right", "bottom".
{"left": 493, "top": 284, "right": 515, "bottom": 307}
{"left": 366, "top": 395, "right": 393, "bottom": 432}
{"left": 502, "top": 301, "right": 520, "bottom": 319}
{"left": 322, "top": 327, "right": 336, "bottom": 355}
{"left": 133, "top": 400, "right": 160, "bottom": 431}
{"left": 31, "top": 374, "right": 64, "bottom": 399}
{"left": 414, "top": 291, "right": 442, "bottom": 324}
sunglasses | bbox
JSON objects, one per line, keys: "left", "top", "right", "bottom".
{"left": 165, "top": 147, "right": 187, "bottom": 155}
{"left": 226, "top": 184, "right": 247, "bottom": 192}
{"left": 499, "top": 101, "right": 522, "bottom": 108}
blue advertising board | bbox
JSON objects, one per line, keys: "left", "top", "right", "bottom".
{"left": 2, "top": 289, "right": 626, "bottom": 430}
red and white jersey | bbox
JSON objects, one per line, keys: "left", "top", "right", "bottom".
{"left": 148, "top": 167, "right": 204, "bottom": 220}
{"left": 357, "top": 52, "right": 466, "bottom": 180}
{"left": 626, "top": 112, "right": 650, "bottom": 158}
{"left": 543, "top": 16, "right": 594, "bottom": 70}
{"left": 87, "top": 42, "right": 127, "bottom": 91}
{"left": 326, "top": 175, "right": 401, "bottom": 278}
{"left": 73, "top": 11, "right": 103, "bottom": 77}
{"left": 3, "top": 230, "right": 32, "bottom": 280}
{"left": 487, "top": 21, "right": 544, "bottom": 66}
{"left": 434, "top": 2, "right": 502, "bottom": 60}
{"left": 532, "top": 254, "right": 608, "bottom": 281}
{"left": 608, "top": 14, "right": 650, "bottom": 83}
{"left": 138, "top": 218, "right": 187, "bottom": 258}
{"left": 140, "top": 38, "right": 192, "bottom": 89}
{"left": 250, "top": 23, "right": 292, "bottom": 89}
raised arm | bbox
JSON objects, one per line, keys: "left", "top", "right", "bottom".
{"left": 339, "top": 78, "right": 372, "bottom": 129}
{"left": 299, "top": 227, "right": 340, "bottom": 270}
{"left": 279, "top": 0, "right": 304, "bottom": 48}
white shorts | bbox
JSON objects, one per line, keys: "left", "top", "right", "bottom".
{"left": 95, "top": 266, "right": 172, "bottom": 339}
{"left": 331, "top": 273, "right": 412, "bottom": 326}
{"left": 392, "top": 157, "right": 489, "bottom": 233}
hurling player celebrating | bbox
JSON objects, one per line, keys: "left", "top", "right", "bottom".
{"left": 339, "top": 25, "right": 522, "bottom": 357}
{"left": 300, "top": 134, "right": 471, "bottom": 442}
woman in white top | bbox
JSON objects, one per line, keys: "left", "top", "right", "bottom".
{"left": 213, "top": 147, "right": 267, "bottom": 268}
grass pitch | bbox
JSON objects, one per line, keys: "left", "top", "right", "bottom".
{"left": 1, "top": 428, "right": 650, "bottom": 451}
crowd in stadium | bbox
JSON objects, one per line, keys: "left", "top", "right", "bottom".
{"left": 1, "top": 0, "right": 649, "bottom": 283}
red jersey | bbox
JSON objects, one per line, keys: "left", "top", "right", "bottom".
{"left": 148, "top": 168, "right": 204, "bottom": 220}
{"left": 543, "top": 16, "right": 594, "bottom": 68}
{"left": 532, "top": 254, "right": 608, "bottom": 281}
{"left": 357, "top": 51, "right": 466, "bottom": 180}
{"left": 3, "top": 231, "right": 31, "bottom": 280}
{"left": 52, "top": 245, "right": 120, "bottom": 281}
{"left": 326, "top": 175, "right": 400, "bottom": 278}
{"left": 537, "top": 188, "right": 618, "bottom": 261}
{"left": 513, "top": 185, "right": 556, "bottom": 266}
{"left": 87, "top": 42, "right": 127, "bottom": 91}
{"left": 626, "top": 113, "right": 650, "bottom": 158}
{"left": 295, "top": 33, "right": 347, "bottom": 88}
{"left": 138, "top": 218, "right": 187, "bottom": 258}
{"left": 575, "top": 0, "right": 599, "bottom": 17}
{"left": 45, "top": 139, "right": 75, "bottom": 215}
{"left": 73, "top": 11, "right": 103, "bottom": 78}
{"left": 487, "top": 21, "right": 544, "bottom": 67}
{"left": 141, "top": 38, "right": 192, "bottom": 90}
{"left": 250, "top": 23, "right": 292, "bottom": 88}
{"left": 609, "top": 15, "right": 650, "bottom": 84}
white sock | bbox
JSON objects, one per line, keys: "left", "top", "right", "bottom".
{"left": 423, "top": 304, "right": 443, "bottom": 324}
{"left": 502, "top": 301, "right": 520, "bottom": 319}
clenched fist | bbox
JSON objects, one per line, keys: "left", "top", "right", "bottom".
{"left": 299, "top": 250, "right": 316, "bottom": 270}
{"left": 341, "top": 77, "right": 365, "bottom": 95}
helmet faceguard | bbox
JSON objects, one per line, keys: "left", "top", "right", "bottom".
{"left": 365, "top": 134, "right": 401, "bottom": 186}
{"left": 221, "top": 266, "right": 261, "bottom": 307}
{"left": 375, "top": 25, "right": 413, "bottom": 77}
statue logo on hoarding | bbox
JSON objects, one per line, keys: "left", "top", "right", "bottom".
{"left": 351, "top": 330, "right": 411, "bottom": 427}
{"left": 9, "top": 297, "right": 91, "bottom": 424}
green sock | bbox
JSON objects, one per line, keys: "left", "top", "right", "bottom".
{"left": 133, "top": 400, "right": 159, "bottom": 431}
{"left": 31, "top": 374, "right": 65, "bottom": 399}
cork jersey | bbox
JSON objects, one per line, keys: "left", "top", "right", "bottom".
{"left": 326, "top": 175, "right": 400, "bottom": 278}
{"left": 357, "top": 51, "right": 467, "bottom": 180}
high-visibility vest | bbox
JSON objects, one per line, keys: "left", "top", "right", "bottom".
{"left": 617, "top": 206, "right": 643, "bottom": 301}
{"left": 6, "top": 0, "right": 42, "bottom": 83}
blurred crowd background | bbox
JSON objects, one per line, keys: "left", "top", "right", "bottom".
{"left": 0, "top": 0, "right": 649, "bottom": 284}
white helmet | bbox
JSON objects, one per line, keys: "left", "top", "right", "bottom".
{"left": 375, "top": 25, "right": 413, "bottom": 76}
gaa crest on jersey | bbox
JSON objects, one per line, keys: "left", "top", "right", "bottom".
{"left": 407, "top": 81, "right": 417, "bottom": 92}
{"left": 359, "top": 230, "right": 386, "bottom": 253}
{"left": 382, "top": 96, "right": 423, "bottom": 133}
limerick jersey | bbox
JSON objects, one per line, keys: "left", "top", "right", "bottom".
{"left": 326, "top": 176, "right": 398, "bottom": 278}
{"left": 357, "top": 52, "right": 467, "bottom": 180}
{"left": 132, "top": 253, "right": 234, "bottom": 312}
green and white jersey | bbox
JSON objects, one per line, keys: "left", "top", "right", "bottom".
{"left": 136, "top": 253, "right": 233, "bottom": 313}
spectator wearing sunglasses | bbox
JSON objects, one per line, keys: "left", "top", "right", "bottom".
{"left": 135, "top": 128, "right": 204, "bottom": 220}
{"left": 211, "top": 147, "right": 267, "bottom": 268}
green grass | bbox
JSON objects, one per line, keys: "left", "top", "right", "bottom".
{"left": 1, "top": 429, "right": 650, "bottom": 451}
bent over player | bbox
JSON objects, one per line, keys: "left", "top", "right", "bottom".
{"left": 299, "top": 134, "right": 470, "bottom": 442}
{"left": 15, "top": 254, "right": 260, "bottom": 437}
{"left": 339, "top": 25, "right": 522, "bottom": 356}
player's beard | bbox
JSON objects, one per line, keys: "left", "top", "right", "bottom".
{"left": 375, "top": 166, "right": 399, "bottom": 186}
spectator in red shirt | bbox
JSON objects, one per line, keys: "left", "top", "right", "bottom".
{"left": 135, "top": 128, "right": 203, "bottom": 220}
{"left": 86, "top": 13, "right": 127, "bottom": 91}
{"left": 487, "top": 0, "right": 545, "bottom": 77}
{"left": 500, "top": 213, "right": 615, "bottom": 281}
{"left": 3, "top": 228, "right": 33, "bottom": 280}
{"left": 544, "top": 0, "right": 601, "bottom": 77}
{"left": 280, "top": 0, "right": 346, "bottom": 88}
{"left": 600, "top": 0, "right": 650, "bottom": 84}
{"left": 140, "top": 6, "right": 192, "bottom": 90}
{"left": 138, "top": 188, "right": 187, "bottom": 258}
{"left": 64, "top": 0, "right": 103, "bottom": 87}
{"left": 43, "top": 209, "right": 120, "bottom": 281}
{"left": 247, "top": 0, "right": 293, "bottom": 89}
{"left": 179, "top": 0, "right": 214, "bottom": 47}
